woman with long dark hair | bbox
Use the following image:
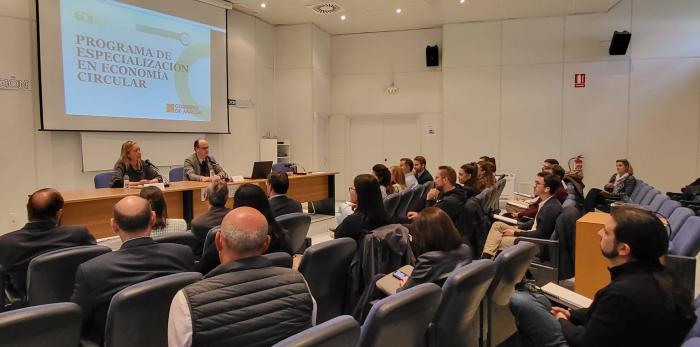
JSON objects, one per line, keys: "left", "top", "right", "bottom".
{"left": 372, "top": 164, "right": 395, "bottom": 198}
{"left": 139, "top": 186, "right": 186, "bottom": 236}
{"left": 335, "top": 174, "right": 393, "bottom": 242}
{"left": 232, "top": 183, "right": 290, "bottom": 254}
{"left": 459, "top": 163, "right": 480, "bottom": 196}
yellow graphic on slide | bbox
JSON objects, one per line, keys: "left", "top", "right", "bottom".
{"left": 173, "top": 43, "right": 210, "bottom": 121}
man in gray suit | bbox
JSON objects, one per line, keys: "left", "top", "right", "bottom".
{"left": 190, "top": 180, "right": 231, "bottom": 258}
{"left": 184, "top": 138, "right": 229, "bottom": 182}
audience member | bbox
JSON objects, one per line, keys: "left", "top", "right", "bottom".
{"left": 372, "top": 164, "right": 396, "bottom": 198}
{"left": 414, "top": 156, "right": 434, "bottom": 185}
{"left": 0, "top": 188, "right": 95, "bottom": 297}
{"left": 335, "top": 174, "right": 393, "bottom": 243}
{"left": 111, "top": 140, "right": 162, "bottom": 187}
{"left": 401, "top": 207, "right": 471, "bottom": 290}
{"left": 458, "top": 163, "right": 480, "bottom": 196}
{"left": 400, "top": 157, "right": 419, "bottom": 189}
{"left": 190, "top": 180, "right": 231, "bottom": 258}
{"left": 584, "top": 159, "right": 636, "bottom": 212}
{"left": 139, "top": 186, "right": 187, "bottom": 237}
{"left": 513, "top": 163, "right": 568, "bottom": 220}
{"left": 408, "top": 166, "right": 470, "bottom": 225}
{"left": 541, "top": 158, "right": 559, "bottom": 172}
{"left": 266, "top": 172, "right": 303, "bottom": 217}
{"left": 476, "top": 161, "right": 497, "bottom": 191}
{"left": 184, "top": 138, "right": 229, "bottom": 182}
{"left": 390, "top": 165, "right": 408, "bottom": 193}
{"left": 167, "top": 207, "right": 314, "bottom": 347}
{"left": 481, "top": 172, "right": 562, "bottom": 258}
{"left": 71, "top": 196, "right": 195, "bottom": 343}
{"left": 479, "top": 156, "right": 497, "bottom": 172}
{"left": 508, "top": 206, "right": 696, "bottom": 347}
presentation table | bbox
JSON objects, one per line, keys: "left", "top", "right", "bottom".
{"left": 60, "top": 172, "right": 337, "bottom": 239}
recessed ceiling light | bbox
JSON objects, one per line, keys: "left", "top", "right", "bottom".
{"left": 396, "top": 8, "right": 402, "bottom": 14}
{"left": 340, "top": 15, "right": 346, "bottom": 21}
{"left": 260, "top": 3, "right": 266, "bottom": 8}
{"left": 460, "top": 0, "right": 466, "bottom": 3}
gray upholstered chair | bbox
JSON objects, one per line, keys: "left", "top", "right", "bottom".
{"left": 0, "top": 302, "right": 82, "bottom": 347}
{"left": 273, "top": 315, "right": 360, "bottom": 347}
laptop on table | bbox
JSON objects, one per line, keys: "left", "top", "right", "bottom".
{"left": 245, "top": 161, "right": 273, "bottom": 179}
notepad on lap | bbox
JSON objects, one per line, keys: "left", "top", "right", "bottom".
{"left": 541, "top": 282, "right": 593, "bottom": 310}
{"left": 493, "top": 214, "right": 519, "bottom": 225}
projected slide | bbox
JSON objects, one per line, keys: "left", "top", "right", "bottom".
{"left": 59, "top": 0, "right": 223, "bottom": 122}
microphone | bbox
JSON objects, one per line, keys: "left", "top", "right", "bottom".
{"left": 144, "top": 159, "right": 164, "bottom": 183}
{"left": 206, "top": 156, "right": 230, "bottom": 182}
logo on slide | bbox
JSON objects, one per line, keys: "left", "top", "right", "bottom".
{"left": 166, "top": 103, "right": 202, "bottom": 115}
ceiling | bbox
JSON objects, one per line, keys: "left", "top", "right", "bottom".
{"left": 231, "top": 0, "right": 621, "bottom": 35}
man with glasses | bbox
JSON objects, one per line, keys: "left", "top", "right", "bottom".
{"left": 184, "top": 138, "right": 230, "bottom": 182}
{"left": 481, "top": 172, "right": 563, "bottom": 259}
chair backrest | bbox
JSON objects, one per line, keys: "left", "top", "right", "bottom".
{"left": 430, "top": 260, "right": 496, "bottom": 347}
{"left": 407, "top": 181, "right": 432, "bottom": 213}
{"left": 488, "top": 178, "right": 507, "bottom": 211}
{"left": 383, "top": 193, "right": 402, "bottom": 217}
{"left": 264, "top": 252, "right": 293, "bottom": 268}
{"left": 649, "top": 194, "right": 670, "bottom": 213}
{"left": 670, "top": 207, "right": 696, "bottom": 240}
{"left": 476, "top": 187, "right": 494, "bottom": 214}
{"left": 94, "top": 172, "right": 113, "bottom": 188}
{"left": 104, "top": 272, "right": 202, "bottom": 347}
{"left": 152, "top": 231, "right": 197, "bottom": 253}
{"left": 0, "top": 302, "right": 82, "bottom": 347}
{"left": 669, "top": 216, "right": 700, "bottom": 257}
{"left": 299, "top": 238, "right": 357, "bottom": 323}
{"left": 553, "top": 206, "right": 581, "bottom": 280}
{"left": 358, "top": 283, "right": 442, "bottom": 347}
{"left": 629, "top": 181, "right": 645, "bottom": 201}
{"left": 395, "top": 189, "right": 414, "bottom": 218}
{"left": 631, "top": 184, "right": 652, "bottom": 204}
{"left": 641, "top": 189, "right": 661, "bottom": 206}
{"left": 26, "top": 245, "right": 112, "bottom": 306}
{"left": 273, "top": 315, "right": 360, "bottom": 347}
{"left": 169, "top": 166, "right": 184, "bottom": 182}
{"left": 487, "top": 242, "right": 539, "bottom": 305}
{"left": 659, "top": 199, "right": 682, "bottom": 219}
{"left": 276, "top": 213, "right": 312, "bottom": 254}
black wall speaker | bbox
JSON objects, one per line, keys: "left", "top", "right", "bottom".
{"left": 426, "top": 45, "right": 439, "bottom": 67}
{"left": 609, "top": 30, "right": 631, "bottom": 55}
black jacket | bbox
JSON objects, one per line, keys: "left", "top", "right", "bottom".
{"left": 190, "top": 206, "right": 231, "bottom": 258}
{"left": 514, "top": 196, "right": 562, "bottom": 239}
{"left": 269, "top": 195, "right": 303, "bottom": 217}
{"left": 0, "top": 221, "right": 95, "bottom": 295}
{"left": 426, "top": 185, "right": 470, "bottom": 225}
{"left": 401, "top": 244, "right": 472, "bottom": 290}
{"left": 183, "top": 255, "right": 313, "bottom": 346}
{"left": 416, "top": 170, "right": 434, "bottom": 185}
{"left": 71, "top": 237, "right": 195, "bottom": 342}
{"left": 560, "top": 261, "right": 696, "bottom": 347}
{"left": 335, "top": 212, "right": 393, "bottom": 243}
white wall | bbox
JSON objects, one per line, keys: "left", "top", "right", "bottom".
{"left": 330, "top": 28, "right": 443, "bottom": 196}
{"left": 442, "top": 0, "right": 700, "bottom": 193}
{"left": 0, "top": 5, "right": 274, "bottom": 232}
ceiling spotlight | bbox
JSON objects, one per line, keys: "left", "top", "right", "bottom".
{"left": 396, "top": 8, "right": 402, "bottom": 14}
{"left": 340, "top": 15, "right": 346, "bottom": 20}
{"left": 460, "top": 0, "right": 466, "bottom": 3}
{"left": 260, "top": 2, "right": 266, "bottom": 8}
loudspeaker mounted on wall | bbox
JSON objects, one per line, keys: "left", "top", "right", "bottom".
{"left": 426, "top": 45, "right": 439, "bottom": 67}
{"left": 609, "top": 30, "right": 631, "bottom": 55}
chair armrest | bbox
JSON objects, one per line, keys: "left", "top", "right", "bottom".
{"left": 515, "top": 237, "right": 560, "bottom": 268}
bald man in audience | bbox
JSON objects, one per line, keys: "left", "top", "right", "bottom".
{"left": 71, "top": 196, "right": 195, "bottom": 343}
{"left": 0, "top": 188, "right": 95, "bottom": 297}
{"left": 168, "top": 207, "right": 314, "bottom": 347}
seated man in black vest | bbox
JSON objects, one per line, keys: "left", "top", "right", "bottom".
{"left": 266, "top": 172, "right": 303, "bottom": 217}
{"left": 168, "top": 207, "right": 314, "bottom": 347}
{"left": 190, "top": 180, "right": 231, "bottom": 258}
{"left": 71, "top": 196, "right": 195, "bottom": 343}
{"left": 407, "top": 166, "right": 469, "bottom": 226}
{"left": 0, "top": 188, "right": 95, "bottom": 298}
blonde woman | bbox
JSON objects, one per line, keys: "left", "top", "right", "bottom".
{"left": 111, "top": 140, "right": 162, "bottom": 187}
{"left": 391, "top": 165, "right": 407, "bottom": 193}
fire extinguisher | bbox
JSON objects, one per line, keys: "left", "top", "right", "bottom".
{"left": 568, "top": 155, "right": 584, "bottom": 174}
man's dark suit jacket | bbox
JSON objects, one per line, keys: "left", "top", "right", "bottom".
{"left": 269, "top": 195, "right": 303, "bottom": 218}
{"left": 70, "top": 237, "right": 195, "bottom": 342}
{"left": 514, "top": 196, "right": 563, "bottom": 239}
{"left": 190, "top": 206, "right": 231, "bottom": 258}
{"left": 0, "top": 220, "right": 95, "bottom": 295}
{"left": 416, "top": 169, "right": 434, "bottom": 185}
